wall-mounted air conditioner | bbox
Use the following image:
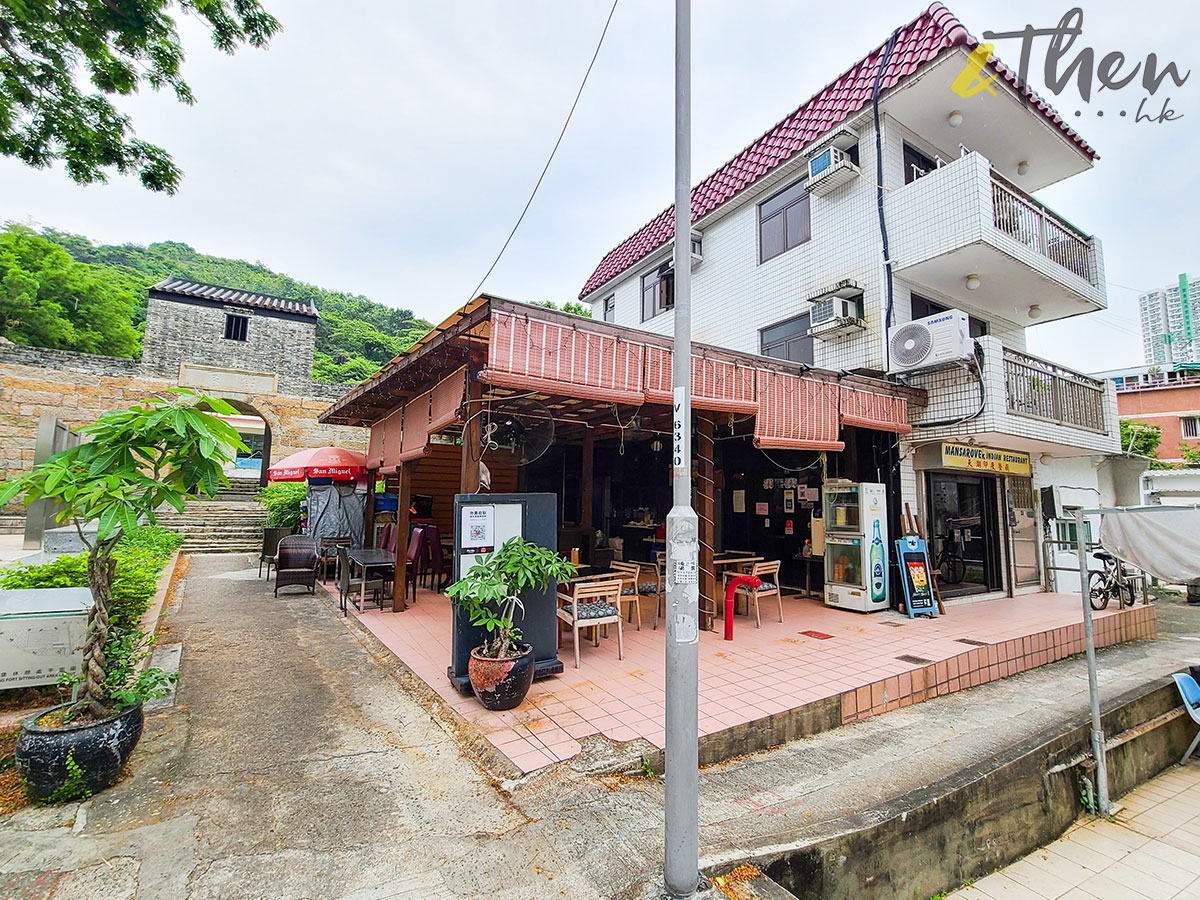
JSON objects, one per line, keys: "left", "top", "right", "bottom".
{"left": 808, "top": 294, "right": 864, "bottom": 339}
{"left": 888, "top": 309, "right": 975, "bottom": 374}
{"left": 807, "top": 146, "right": 859, "bottom": 196}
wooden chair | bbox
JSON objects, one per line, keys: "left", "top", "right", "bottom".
{"left": 404, "top": 526, "right": 427, "bottom": 604}
{"left": 318, "top": 536, "right": 353, "bottom": 583}
{"left": 556, "top": 578, "right": 624, "bottom": 669}
{"left": 609, "top": 562, "right": 645, "bottom": 631}
{"left": 730, "top": 560, "right": 783, "bottom": 627}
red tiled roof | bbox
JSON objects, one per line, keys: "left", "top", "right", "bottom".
{"left": 579, "top": 3, "right": 1098, "bottom": 299}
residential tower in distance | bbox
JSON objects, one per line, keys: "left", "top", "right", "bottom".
{"left": 1140, "top": 274, "right": 1199, "bottom": 366}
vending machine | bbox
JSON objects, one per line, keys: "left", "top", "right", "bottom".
{"left": 822, "top": 481, "right": 889, "bottom": 612}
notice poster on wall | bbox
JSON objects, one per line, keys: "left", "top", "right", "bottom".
{"left": 755, "top": 502, "right": 769, "bottom": 516}
{"left": 461, "top": 504, "right": 496, "bottom": 554}
{"left": 732, "top": 490, "right": 746, "bottom": 513}
{"left": 783, "top": 489, "right": 795, "bottom": 513}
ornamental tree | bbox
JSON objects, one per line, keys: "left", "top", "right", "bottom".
{"left": 0, "top": 390, "right": 244, "bottom": 719}
{"left": 0, "top": 0, "right": 280, "bottom": 193}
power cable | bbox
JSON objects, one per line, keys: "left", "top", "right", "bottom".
{"left": 462, "top": 0, "right": 621, "bottom": 306}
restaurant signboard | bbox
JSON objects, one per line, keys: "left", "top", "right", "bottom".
{"left": 940, "top": 443, "right": 1032, "bottom": 476}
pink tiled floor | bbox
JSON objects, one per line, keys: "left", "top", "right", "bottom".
{"left": 338, "top": 585, "right": 1154, "bottom": 774}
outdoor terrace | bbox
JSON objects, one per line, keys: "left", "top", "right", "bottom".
{"left": 326, "top": 583, "right": 1156, "bottom": 775}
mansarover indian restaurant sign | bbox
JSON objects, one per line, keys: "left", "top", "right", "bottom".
{"left": 941, "top": 443, "right": 1032, "bottom": 476}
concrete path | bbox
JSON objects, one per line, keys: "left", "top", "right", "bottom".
{"left": 0, "top": 555, "right": 1196, "bottom": 900}
{"left": 950, "top": 760, "right": 1200, "bottom": 900}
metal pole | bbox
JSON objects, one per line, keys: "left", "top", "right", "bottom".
{"left": 1073, "top": 508, "right": 1110, "bottom": 815}
{"left": 664, "top": 0, "right": 703, "bottom": 896}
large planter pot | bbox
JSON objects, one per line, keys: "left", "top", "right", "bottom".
{"left": 16, "top": 702, "right": 144, "bottom": 801}
{"left": 468, "top": 644, "right": 535, "bottom": 711}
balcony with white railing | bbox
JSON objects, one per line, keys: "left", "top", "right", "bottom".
{"left": 1003, "top": 348, "right": 1107, "bottom": 433}
{"left": 887, "top": 152, "right": 1106, "bottom": 326}
{"left": 906, "top": 336, "right": 1118, "bottom": 456}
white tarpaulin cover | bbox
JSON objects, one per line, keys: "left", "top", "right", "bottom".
{"left": 1099, "top": 505, "right": 1200, "bottom": 584}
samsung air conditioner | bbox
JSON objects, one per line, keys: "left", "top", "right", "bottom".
{"left": 888, "top": 309, "right": 975, "bottom": 374}
{"left": 807, "top": 146, "right": 859, "bottom": 196}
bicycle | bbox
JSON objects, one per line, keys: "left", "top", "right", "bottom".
{"left": 935, "top": 532, "right": 966, "bottom": 584}
{"left": 1088, "top": 550, "right": 1135, "bottom": 610}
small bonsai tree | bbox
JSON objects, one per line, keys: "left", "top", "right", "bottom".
{"left": 446, "top": 536, "right": 576, "bottom": 659}
{"left": 0, "top": 390, "right": 244, "bottom": 721}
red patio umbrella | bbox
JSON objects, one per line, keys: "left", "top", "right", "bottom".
{"left": 266, "top": 446, "right": 367, "bottom": 482}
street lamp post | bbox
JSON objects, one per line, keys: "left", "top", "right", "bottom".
{"left": 663, "top": 1, "right": 704, "bottom": 897}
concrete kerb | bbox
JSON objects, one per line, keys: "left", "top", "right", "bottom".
{"left": 136, "top": 548, "right": 182, "bottom": 675}
{"left": 697, "top": 678, "right": 1192, "bottom": 900}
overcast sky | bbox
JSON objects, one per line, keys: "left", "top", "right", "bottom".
{"left": 2, "top": 0, "right": 1196, "bottom": 373}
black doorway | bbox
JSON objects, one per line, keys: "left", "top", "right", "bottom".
{"left": 925, "top": 472, "right": 1003, "bottom": 598}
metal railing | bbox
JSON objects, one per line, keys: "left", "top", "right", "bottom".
{"left": 1004, "top": 348, "right": 1108, "bottom": 433}
{"left": 1115, "top": 372, "right": 1200, "bottom": 392}
{"left": 991, "top": 172, "right": 1094, "bottom": 283}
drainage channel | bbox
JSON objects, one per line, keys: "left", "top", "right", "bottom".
{"left": 704, "top": 679, "right": 1191, "bottom": 900}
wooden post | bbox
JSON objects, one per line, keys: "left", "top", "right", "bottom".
{"left": 696, "top": 415, "right": 716, "bottom": 631}
{"left": 460, "top": 379, "right": 484, "bottom": 495}
{"left": 364, "top": 469, "right": 377, "bottom": 547}
{"left": 394, "top": 461, "right": 414, "bottom": 612}
{"left": 581, "top": 430, "right": 594, "bottom": 531}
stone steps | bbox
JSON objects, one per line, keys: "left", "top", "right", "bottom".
{"left": 158, "top": 494, "right": 268, "bottom": 554}
{"left": 0, "top": 515, "right": 24, "bottom": 535}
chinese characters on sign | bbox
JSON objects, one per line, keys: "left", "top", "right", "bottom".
{"left": 940, "top": 443, "right": 1032, "bottom": 476}
{"left": 460, "top": 505, "right": 495, "bottom": 554}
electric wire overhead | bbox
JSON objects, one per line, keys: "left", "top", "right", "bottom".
{"left": 461, "top": 0, "right": 621, "bottom": 308}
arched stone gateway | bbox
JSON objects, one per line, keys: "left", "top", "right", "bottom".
{"left": 0, "top": 279, "right": 366, "bottom": 497}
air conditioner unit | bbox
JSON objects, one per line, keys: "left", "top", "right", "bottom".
{"left": 807, "top": 146, "right": 859, "bottom": 196}
{"left": 807, "top": 295, "right": 865, "bottom": 340}
{"left": 888, "top": 309, "right": 975, "bottom": 374}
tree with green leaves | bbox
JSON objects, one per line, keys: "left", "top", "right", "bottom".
{"left": 0, "top": 227, "right": 142, "bottom": 355}
{"left": 0, "top": 390, "right": 244, "bottom": 720}
{"left": 0, "top": 0, "right": 280, "bottom": 193}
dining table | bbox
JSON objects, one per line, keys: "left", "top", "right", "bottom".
{"left": 345, "top": 547, "right": 400, "bottom": 613}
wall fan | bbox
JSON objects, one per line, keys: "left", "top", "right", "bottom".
{"left": 482, "top": 397, "right": 555, "bottom": 467}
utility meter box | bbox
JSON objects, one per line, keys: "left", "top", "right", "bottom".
{"left": 0, "top": 587, "right": 92, "bottom": 689}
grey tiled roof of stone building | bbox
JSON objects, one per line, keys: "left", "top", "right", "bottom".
{"left": 150, "top": 278, "right": 318, "bottom": 318}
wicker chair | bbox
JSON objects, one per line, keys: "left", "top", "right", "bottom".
{"left": 274, "top": 535, "right": 319, "bottom": 597}
{"left": 259, "top": 526, "right": 293, "bottom": 578}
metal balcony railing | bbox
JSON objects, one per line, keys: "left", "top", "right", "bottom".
{"left": 1004, "top": 348, "right": 1108, "bottom": 433}
{"left": 991, "top": 172, "right": 1094, "bottom": 284}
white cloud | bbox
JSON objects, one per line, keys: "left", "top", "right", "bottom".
{"left": 2, "top": 0, "right": 1195, "bottom": 373}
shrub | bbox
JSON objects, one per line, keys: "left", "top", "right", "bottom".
{"left": 257, "top": 482, "right": 305, "bottom": 529}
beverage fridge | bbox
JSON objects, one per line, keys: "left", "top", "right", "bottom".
{"left": 822, "top": 481, "right": 889, "bottom": 612}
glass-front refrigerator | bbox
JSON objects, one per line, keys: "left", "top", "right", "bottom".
{"left": 823, "top": 481, "right": 889, "bottom": 612}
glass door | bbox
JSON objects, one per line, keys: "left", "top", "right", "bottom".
{"left": 825, "top": 537, "right": 864, "bottom": 588}
{"left": 823, "top": 484, "right": 860, "bottom": 534}
{"left": 925, "top": 472, "right": 1002, "bottom": 598}
{"left": 1006, "top": 476, "right": 1040, "bottom": 586}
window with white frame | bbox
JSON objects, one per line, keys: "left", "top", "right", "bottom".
{"left": 1182, "top": 416, "right": 1200, "bottom": 439}
{"left": 1056, "top": 507, "right": 1092, "bottom": 546}
{"left": 602, "top": 295, "right": 615, "bottom": 323}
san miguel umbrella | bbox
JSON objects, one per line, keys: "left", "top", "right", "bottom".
{"left": 266, "top": 446, "right": 367, "bottom": 482}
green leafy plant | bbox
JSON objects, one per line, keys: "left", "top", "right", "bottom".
{"left": 446, "top": 537, "right": 576, "bottom": 659}
{"left": 0, "top": 1, "right": 280, "bottom": 193}
{"left": 45, "top": 749, "right": 91, "bottom": 804}
{"left": 256, "top": 482, "right": 306, "bottom": 529}
{"left": 0, "top": 391, "right": 243, "bottom": 722}
{"left": 640, "top": 759, "right": 656, "bottom": 780}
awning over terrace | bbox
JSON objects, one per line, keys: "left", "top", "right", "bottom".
{"left": 319, "top": 297, "right": 922, "bottom": 457}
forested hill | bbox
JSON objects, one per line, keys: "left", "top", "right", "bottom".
{"left": 0, "top": 225, "right": 432, "bottom": 383}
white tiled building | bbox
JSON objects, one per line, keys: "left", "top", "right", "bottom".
{"left": 580, "top": 4, "right": 1130, "bottom": 600}
{"left": 1138, "top": 275, "right": 1200, "bottom": 366}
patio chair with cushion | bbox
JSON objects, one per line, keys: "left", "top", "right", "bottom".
{"left": 609, "top": 561, "right": 645, "bottom": 631}
{"left": 259, "top": 526, "right": 293, "bottom": 578}
{"left": 731, "top": 560, "right": 783, "bottom": 628}
{"left": 1171, "top": 672, "right": 1200, "bottom": 766}
{"left": 336, "top": 545, "right": 384, "bottom": 617}
{"left": 319, "top": 536, "right": 353, "bottom": 583}
{"left": 274, "top": 535, "right": 319, "bottom": 597}
{"left": 556, "top": 578, "right": 624, "bottom": 669}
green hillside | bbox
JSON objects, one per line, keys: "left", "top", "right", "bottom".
{"left": 0, "top": 225, "right": 431, "bottom": 383}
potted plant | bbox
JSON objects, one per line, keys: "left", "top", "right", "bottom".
{"left": 446, "top": 536, "right": 575, "bottom": 710}
{"left": 0, "top": 389, "right": 244, "bottom": 800}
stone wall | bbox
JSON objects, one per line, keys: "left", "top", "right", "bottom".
{"left": 141, "top": 295, "right": 317, "bottom": 396}
{"left": 0, "top": 342, "right": 364, "bottom": 493}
